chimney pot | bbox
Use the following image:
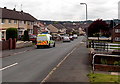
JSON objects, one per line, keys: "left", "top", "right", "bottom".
{"left": 13, "top": 8, "right": 16, "bottom": 11}
{"left": 4, "top": 7, "right": 7, "bottom": 9}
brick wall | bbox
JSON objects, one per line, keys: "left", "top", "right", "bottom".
{"left": 0, "top": 38, "right": 16, "bottom": 50}
{"left": 1, "top": 40, "right": 9, "bottom": 50}
{"left": 94, "top": 64, "right": 120, "bottom": 72}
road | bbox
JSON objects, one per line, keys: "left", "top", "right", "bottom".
{"left": 2, "top": 36, "right": 85, "bottom": 82}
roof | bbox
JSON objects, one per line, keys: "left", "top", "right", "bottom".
{"left": 52, "top": 24, "right": 66, "bottom": 29}
{"left": 0, "top": 7, "right": 37, "bottom": 21}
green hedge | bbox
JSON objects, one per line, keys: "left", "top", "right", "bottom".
{"left": 22, "top": 30, "right": 30, "bottom": 41}
{"left": 6, "top": 28, "right": 18, "bottom": 40}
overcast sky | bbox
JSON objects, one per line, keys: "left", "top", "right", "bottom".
{"left": 0, "top": 0, "right": 120, "bottom": 21}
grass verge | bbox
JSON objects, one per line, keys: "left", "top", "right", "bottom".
{"left": 87, "top": 73, "right": 120, "bottom": 83}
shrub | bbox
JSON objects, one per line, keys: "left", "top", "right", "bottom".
{"left": 114, "top": 61, "right": 120, "bottom": 66}
{"left": 101, "top": 58, "right": 107, "bottom": 64}
{"left": 6, "top": 28, "right": 18, "bottom": 40}
{"left": 22, "top": 30, "right": 29, "bottom": 41}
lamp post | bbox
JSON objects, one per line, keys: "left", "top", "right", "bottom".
{"left": 80, "top": 3, "right": 88, "bottom": 47}
{"left": 80, "top": 3, "right": 87, "bottom": 21}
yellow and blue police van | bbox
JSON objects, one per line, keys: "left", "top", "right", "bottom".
{"left": 36, "top": 34, "right": 55, "bottom": 48}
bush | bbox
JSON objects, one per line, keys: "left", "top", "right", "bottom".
{"left": 6, "top": 28, "right": 18, "bottom": 40}
{"left": 22, "top": 30, "right": 29, "bottom": 41}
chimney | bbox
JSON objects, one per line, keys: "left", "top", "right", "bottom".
{"left": 4, "top": 7, "right": 7, "bottom": 9}
{"left": 13, "top": 8, "right": 16, "bottom": 11}
{"left": 21, "top": 10, "right": 23, "bottom": 12}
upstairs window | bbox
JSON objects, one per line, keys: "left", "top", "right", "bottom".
{"left": 9, "top": 20, "right": 11, "bottom": 24}
{"left": 14, "top": 20, "right": 17, "bottom": 24}
{"left": 24, "top": 21, "right": 26, "bottom": 24}
{"left": 27, "top": 22, "right": 30, "bottom": 25}
{"left": 1, "top": 19, "right": 5, "bottom": 24}
{"left": 115, "top": 29, "right": 120, "bottom": 33}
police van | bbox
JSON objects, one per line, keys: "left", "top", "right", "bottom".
{"left": 36, "top": 34, "right": 55, "bottom": 48}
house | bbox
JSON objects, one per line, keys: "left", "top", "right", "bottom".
{"left": 47, "top": 24, "right": 67, "bottom": 35}
{"left": 47, "top": 24, "right": 59, "bottom": 34}
{"left": 112, "top": 24, "right": 120, "bottom": 42}
{"left": 0, "top": 7, "right": 37, "bottom": 40}
{"left": 52, "top": 24, "right": 66, "bottom": 35}
{"left": 34, "top": 21, "right": 50, "bottom": 35}
{"left": 62, "top": 23, "right": 81, "bottom": 35}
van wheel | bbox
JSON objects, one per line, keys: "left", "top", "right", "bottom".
{"left": 48, "top": 43, "right": 51, "bottom": 48}
{"left": 37, "top": 45, "right": 39, "bottom": 49}
{"left": 53, "top": 43, "right": 55, "bottom": 47}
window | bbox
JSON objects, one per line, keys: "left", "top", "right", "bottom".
{"left": 24, "top": 21, "right": 26, "bottom": 24}
{"left": 1, "top": 19, "right": 5, "bottom": 24}
{"left": 115, "top": 29, "right": 120, "bottom": 33}
{"left": 31, "top": 22, "right": 33, "bottom": 25}
{"left": 2, "top": 32, "right": 4, "bottom": 38}
{"left": 14, "top": 20, "right": 17, "bottom": 24}
{"left": 115, "top": 37, "right": 120, "bottom": 41}
{"left": 27, "top": 22, "right": 30, "bottom": 25}
{"left": 9, "top": 20, "right": 11, "bottom": 24}
{"left": 50, "top": 37, "right": 53, "bottom": 40}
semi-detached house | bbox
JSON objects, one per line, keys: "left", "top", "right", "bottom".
{"left": 112, "top": 24, "right": 120, "bottom": 42}
{"left": 0, "top": 7, "right": 37, "bottom": 40}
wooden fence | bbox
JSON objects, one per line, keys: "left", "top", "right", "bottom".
{"left": 89, "top": 41, "right": 120, "bottom": 52}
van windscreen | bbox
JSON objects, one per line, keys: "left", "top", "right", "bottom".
{"left": 37, "top": 36, "right": 47, "bottom": 41}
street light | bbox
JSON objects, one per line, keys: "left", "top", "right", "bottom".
{"left": 80, "top": 3, "right": 87, "bottom": 21}
{"left": 80, "top": 3, "right": 88, "bottom": 47}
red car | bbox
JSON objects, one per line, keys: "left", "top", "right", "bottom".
{"left": 29, "top": 34, "right": 37, "bottom": 43}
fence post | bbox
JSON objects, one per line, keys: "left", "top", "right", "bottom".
{"left": 107, "top": 43, "right": 108, "bottom": 52}
{"left": 9, "top": 38, "right": 12, "bottom": 50}
{"left": 12, "top": 38, "right": 16, "bottom": 49}
{"left": 89, "top": 42, "right": 91, "bottom": 48}
{"left": 92, "top": 40, "right": 94, "bottom": 48}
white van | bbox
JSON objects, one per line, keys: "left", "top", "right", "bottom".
{"left": 36, "top": 34, "right": 55, "bottom": 48}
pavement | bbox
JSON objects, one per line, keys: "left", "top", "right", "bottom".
{"left": 1, "top": 46, "right": 35, "bottom": 58}
{"left": 42, "top": 42, "right": 90, "bottom": 83}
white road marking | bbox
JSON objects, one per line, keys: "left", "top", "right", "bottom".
{"left": 0, "top": 63, "right": 18, "bottom": 71}
{"left": 41, "top": 47, "right": 77, "bottom": 83}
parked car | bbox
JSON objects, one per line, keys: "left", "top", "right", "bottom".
{"left": 63, "top": 36, "right": 71, "bottom": 42}
{"left": 69, "top": 36, "right": 74, "bottom": 41}
{"left": 73, "top": 34, "right": 78, "bottom": 39}
{"left": 29, "top": 34, "right": 37, "bottom": 43}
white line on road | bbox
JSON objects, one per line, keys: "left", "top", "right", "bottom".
{"left": 0, "top": 63, "right": 18, "bottom": 71}
{"left": 41, "top": 47, "right": 77, "bottom": 83}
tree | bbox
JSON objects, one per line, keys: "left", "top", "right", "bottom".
{"left": 6, "top": 28, "right": 18, "bottom": 40}
{"left": 22, "top": 30, "right": 29, "bottom": 41}
{"left": 88, "top": 19, "right": 109, "bottom": 37}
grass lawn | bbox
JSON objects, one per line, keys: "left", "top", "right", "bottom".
{"left": 87, "top": 73, "right": 120, "bottom": 83}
